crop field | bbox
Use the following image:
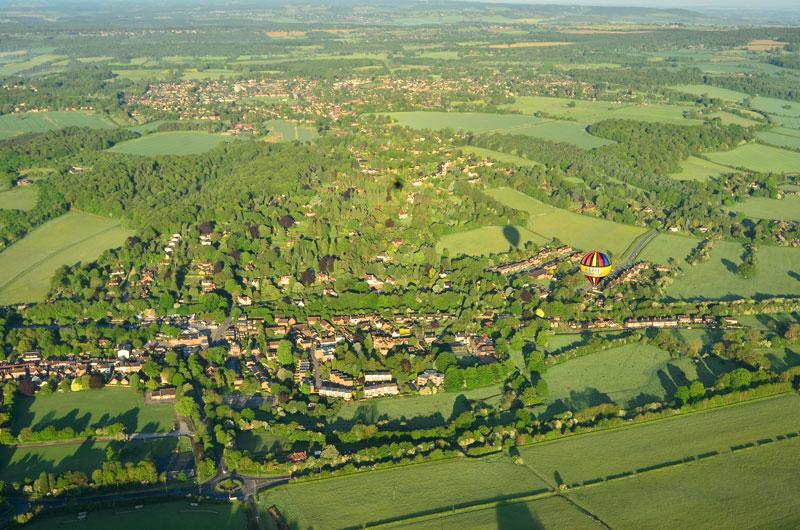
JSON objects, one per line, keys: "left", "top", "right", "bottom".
{"left": 0, "top": 186, "right": 37, "bottom": 210}
{"left": 669, "top": 156, "right": 735, "bottom": 181}
{"left": 331, "top": 384, "right": 503, "bottom": 430}
{"left": 757, "top": 130, "right": 800, "bottom": 150}
{"left": 460, "top": 145, "right": 540, "bottom": 167}
{"left": 0, "top": 211, "right": 133, "bottom": 304}
{"left": 259, "top": 453, "right": 551, "bottom": 530}
{"left": 436, "top": 225, "right": 548, "bottom": 256}
{"left": 0, "top": 440, "right": 112, "bottom": 483}
{"left": 750, "top": 96, "right": 800, "bottom": 117}
{"left": 0, "top": 53, "right": 68, "bottom": 75}
{"left": 502, "top": 96, "right": 701, "bottom": 125}
{"left": 567, "top": 435, "right": 800, "bottom": 529}
{"left": 704, "top": 144, "right": 800, "bottom": 173}
{"left": 725, "top": 195, "right": 800, "bottom": 221}
{"left": 109, "top": 131, "right": 234, "bottom": 156}
{"left": 0, "top": 111, "right": 115, "bottom": 134}
{"left": 541, "top": 344, "right": 738, "bottom": 410}
{"left": 485, "top": 187, "right": 647, "bottom": 256}
{"left": 263, "top": 119, "right": 318, "bottom": 142}
{"left": 12, "top": 387, "right": 176, "bottom": 435}
{"left": 671, "top": 84, "right": 749, "bottom": 102}
{"left": 23, "top": 501, "right": 246, "bottom": 530}
{"left": 521, "top": 394, "right": 800, "bottom": 487}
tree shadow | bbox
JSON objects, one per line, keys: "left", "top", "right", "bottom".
{"left": 495, "top": 499, "right": 544, "bottom": 530}
{"left": 766, "top": 347, "right": 800, "bottom": 373}
{"left": 503, "top": 225, "right": 520, "bottom": 249}
{"left": 788, "top": 270, "right": 800, "bottom": 283}
{"left": 656, "top": 369, "right": 678, "bottom": 399}
{"left": 720, "top": 259, "right": 738, "bottom": 275}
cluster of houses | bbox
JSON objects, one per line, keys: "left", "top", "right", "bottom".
{"left": 623, "top": 315, "right": 736, "bottom": 329}
{"left": 318, "top": 371, "right": 401, "bottom": 401}
{"left": 489, "top": 245, "right": 579, "bottom": 276}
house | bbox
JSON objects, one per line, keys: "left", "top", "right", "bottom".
{"left": 117, "top": 342, "right": 133, "bottom": 360}
{"left": 319, "top": 384, "right": 353, "bottom": 401}
{"left": 329, "top": 371, "right": 354, "bottom": 387}
{"left": 416, "top": 369, "right": 445, "bottom": 387}
{"left": 364, "top": 371, "right": 392, "bottom": 383}
{"left": 287, "top": 451, "right": 307, "bottom": 462}
{"left": 22, "top": 351, "right": 42, "bottom": 362}
{"left": 364, "top": 382, "right": 399, "bottom": 398}
{"left": 149, "top": 388, "right": 177, "bottom": 402}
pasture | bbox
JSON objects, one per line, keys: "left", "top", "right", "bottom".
{"left": 0, "top": 186, "right": 37, "bottom": 211}
{"left": 725, "top": 195, "right": 800, "bottom": 221}
{"left": 0, "top": 111, "right": 115, "bottom": 134}
{"left": 750, "top": 96, "right": 800, "bottom": 117}
{"left": 669, "top": 156, "right": 735, "bottom": 181}
{"left": 671, "top": 84, "right": 749, "bottom": 102}
{"left": 460, "top": 145, "right": 540, "bottom": 167}
{"left": 263, "top": 119, "right": 318, "bottom": 142}
{"left": 23, "top": 501, "right": 246, "bottom": 530}
{"left": 0, "top": 211, "right": 133, "bottom": 304}
{"left": 12, "top": 387, "right": 176, "bottom": 435}
{"left": 0, "top": 440, "right": 111, "bottom": 483}
{"left": 436, "top": 225, "right": 548, "bottom": 256}
{"left": 637, "top": 232, "right": 699, "bottom": 266}
{"left": 567, "top": 435, "right": 800, "bottom": 530}
{"left": 109, "top": 131, "right": 234, "bottom": 156}
{"left": 0, "top": 54, "right": 68, "bottom": 75}
{"left": 704, "top": 144, "right": 800, "bottom": 173}
{"left": 502, "top": 95, "right": 701, "bottom": 125}
{"left": 485, "top": 187, "right": 647, "bottom": 256}
{"left": 757, "top": 130, "right": 800, "bottom": 150}
{"left": 259, "top": 453, "right": 550, "bottom": 530}
{"left": 708, "top": 111, "right": 760, "bottom": 126}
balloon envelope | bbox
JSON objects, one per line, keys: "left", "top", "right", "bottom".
{"left": 580, "top": 251, "right": 612, "bottom": 285}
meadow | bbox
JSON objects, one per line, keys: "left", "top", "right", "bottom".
{"left": 259, "top": 454, "right": 550, "bottom": 530}
{"left": 0, "top": 211, "right": 133, "bottom": 304}
{"left": 502, "top": 95, "right": 701, "bottom": 125}
{"left": 436, "top": 225, "right": 548, "bottom": 256}
{"left": 724, "top": 195, "right": 800, "bottom": 221}
{"left": 750, "top": 96, "right": 800, "bottom": 117}
{"left": 668, "top": 156, "right": 735, "bottom": 181}
{"left": 109, "top": 131, "right": 234, "bottom": 156}
{"left": 12, "top": 387, "right": 176, "bottom": 435}
{"left": 0, "top": 186, "right": 37, "bottom": 211}
{"left": 484, "top": 187, "right": 647, "bottom": 256}
{"left": 671, "top": 84, "right": 749, "bottom": 102}
{"left": 704, "top": 144, "right": 800, "bottom": 174}
{"left": 236, "top": 431, "right": 291, "bottom": 455}
{"left": 0, "top": 53, "right": 68, "bottom": 75}
{"left": 23, "top": 501, "right": 246, "bottom": 530}
{"left": 637, "top": 232, "right": 699, "bottom": 266}
{"left": 460, "top": 145, "right": 541, "bottom": 167}
{"left": 0, "top": 440, "right": 112, "bottom": 483}
{"left": 263, "top": 119, "right": 318, "bottom": 142}
{"left": 756, "top": 130, "right": 800, "bottom": 150}
{"left": 708, "top": 111, "right": 760, "bottom": 126}
{"left": 0, "top": 111, "right": 115, "bottom": 134}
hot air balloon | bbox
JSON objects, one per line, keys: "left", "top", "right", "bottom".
{"left": 580, "top": 251, "right": 612, "bottom": 286}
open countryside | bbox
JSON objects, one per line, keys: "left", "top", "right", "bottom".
{"left": 109, "top": 131, "right": 234, "bottom": 156}
{"left": 704, "top": 144, "right": 800, "bottom": 173}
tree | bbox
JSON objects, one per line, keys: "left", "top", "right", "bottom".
{"left": 277, "top": 340, "right": 294, "bottom": 366}
{"left": 785, "top": 323, "right": 800, "bottom": 343}
{"left": 435, "top": 352, "right": 456, "bottom": 374}
{"left": 730, "top": 368, "right": 752, "bottom": 390}
{"left": 520, "top": 386, "right": 539, "bottom": 406}
{"left": 689, "top": 381, "right": 705, "bottom": 402}
{"left": 443, "top": 367, "right": 464, "bottom": 392}
{"left": 320, "top": 444, "right": 339, "bottom": 461}
{"left": 88, "top": 374, "right": 105, "bottom": 390}
{"left": 674, "top": 386, "right": 690, "bottom": 405}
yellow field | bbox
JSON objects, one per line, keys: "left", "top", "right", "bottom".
{"left": 489, "top": 42, "right": 574, "bottom": 48}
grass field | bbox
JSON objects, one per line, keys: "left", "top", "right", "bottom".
{"left": 259, "top": 453, "right": 551, "bottom": 530}
{"left": 12, "top": 387, "right": 176, "bottom": 435}
{"left": 708, "top": 111, "right": 760, "bottom": 126}
{"left": 671, "top": 85, "right": 749, "bottom": 102}
{"left": 725, "top": 195, "right": 800, "bottom": 221}
{"left": 637, "top": 232, "right": 699, "bottom": 266}
{"left": 0, "top": 211, "right": 134, "bottom": 304}
{"left": 669, "top": 156, "right": 735, "bottom": 181}
{"left": 502, "top": 96, "right": 701, "bottom": 125}
{"left": 0, "top": 111, "right": 115, "bottom": 134}
{"left": 0, "top": 53, "right": 68, "bottom": 75}
{"left": 263, "top": 120, "right": 318, "bottom": 142}
{"left": 23, "top": 501, "right": 246, "bottom": 530}
{"left": 112, "top": 69, "right": 169, "bottom": 81}
{"left": 705, "top": 144, "right": 800, "bottom": 173}
{"left": 0, "top": 186, "right": 37, "bottom": 210}
{"left": 109, "top": 131, "right": 234, "bottom": 156}
{"left": 386, "top": 112, "right": 612, "bottom": 149}
{"left": 751, "top": 96, "right": 800, "bottom": 117}
{"left": 484, "top": 187, "right": 647, "bottom": 256}
{"left": 436, "top": 225, "right": 548, "bottom": 256}
{"left": 236, "top": 431, "right": 291, "bottom": 455}
{"left": 567, "top": 435, "right": 800, "bottom": 529}
{"left": 460, "top": 145, "right": 541, "bottom": 166}
{"left": 757, "top": 130, "right": 800, "bottom": 150}
{"left": 0, "top": 440, "right": 112, "bottom": 483}
{"left": 0, "top": 130, "right": 18, "bottom": 140}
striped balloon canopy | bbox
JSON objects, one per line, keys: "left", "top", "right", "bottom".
{"left": 579, "top": 251, "right": 612, "bottom": 286}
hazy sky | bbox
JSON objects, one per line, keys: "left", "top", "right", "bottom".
{"left": 469, "top": 0, "right": 800, "bottom": 9}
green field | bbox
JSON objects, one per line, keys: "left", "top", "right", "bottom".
{"left": 386, "top": 112, "right": 612, "bottom": 149}
{"left": 0, "top": 186, "right": 37, "bottom": 210}
{"left": 669, "top": 156, "right": 735, "bottom": 181}
{"left": 112, "top": 68, "right": 169, "bottom": 81}
{"left": 259, "top": 454, "right": 551, "bottom": 530}
{"left": 436, "top": 225, "right": 548, "bottom": 256}
{"left": 751, "top": 96, "right": 800, "bottom": 117}
{"left": 484, "top": 187, "right": 647, "bottom": 256}
{"left": 0, "top": 111, "right": 115, "bottom": 134}
{"left": 725, "top": 195, "right": 800, "bottom": 221}
{"left": 0, "top": 440, "right": 112, "bottom": 483}
{"left": 637, "top": 232, "right": 699, "bottom": 266}
{"left": 109, "top": 131, "right": 234, "bottom": 156}
{"left": 263, "top": 119, "right": 319, "bottom": 142}
{"left": 23, "top": 501, "right": 246, "bottom": 530}
{"left": 502, "top": 96, "right": 701, "bottom": 125}
{"left": 0, "top": 54, "right": 68, "bottom": 75}
{"left": 12, "top": 387, "right": 176, "bottom": 435}
{"left": 708, "top": 111, "right": 760, "bottom": 126}
{"left": 0, "top": 130, "right": 18, "bottom": 140}
{"left": 757, "top": 130, "right": 800, "bottom": 150}
{"left": 236, "top": 431, "right": 291, "bottom": 455}
{"left": 460, "top": 145, "right": 541, "bottom": 167}
{"left": 541, "top": 344, "right": 738, "bottom": 410}
{"left": 671, "top": 85, "right": 749, "bottom": 102}
{"left": 705, "top": 143, "right": 800, "bottom": 173}
{"left": 0, "top": 211, "right": 134, "bottom": 304}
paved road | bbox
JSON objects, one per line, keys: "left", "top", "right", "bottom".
{"left": 211, "top": 312, "right": 233, "bottom": 345}
{"left": 617, "top": 229, "right": 659, "bottom": 271}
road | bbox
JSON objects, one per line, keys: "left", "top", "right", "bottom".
{"left": 617, "top": 229, "right": 659, "bottom": 271}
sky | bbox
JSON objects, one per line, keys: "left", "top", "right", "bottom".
{"left": 468, "top": 0, "right": 800, "bottom": 9}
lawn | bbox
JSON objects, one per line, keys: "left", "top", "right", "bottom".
{"left": 23, "top": 501, "right": 246, "bottom": 530}
{"left": 109, "top": 131, "right": 234, "bottom": 156}
{"left": 541, "top": 343, "right": 738, "bottom": 410}
{"left": 0, "top": 186, "right": 37, "bottom": 211}
{"left": 669, "top": 156, "right": 736, "bottom": 181}
{"left": 567, "top": 435, "right": 800, "bottom": 529}
{"left": 725, "top": 195, "right": 800, "bottom": 221}
{"left": 750, "top": 96, "right": 800, "bottom": 117}
{"left": 757, "top": 130, "right": 800, "bottom": 150}
{"left": 671, "top": 84, "right": 749, "bottom": 102}
{"left": 236, "top": 431, "right": 291, "bottom": 455}
{"left": 12, "top": 387, "right": 176, "bottom": 435}
{"left": 502, "top": 96, "right": 701, "bottom": 125}
{"left": 460, "top": 145, "right": 541, "bottom": 167}
{"left": 0, "top": 111, "right": 115, "bottom": 134}
{"left": 0, "top": 211, "right": 134, "bottom": 304}
{"left": 259, "top": 453, "right": 550, "bottom": 530}
{"left": 0, "top": 440, "right": 111, "bottom": 483}
{"left": 705, "top": 144, "right": 800, "bottom": 173}
{"left": 485, "top": 187, "right": 647, "bottom": 257}
{"left": 436, "top": 225, "right": 549, "bottom": 256}
{"left": 520, "top": 393, "right": 800, "bottom": 487}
